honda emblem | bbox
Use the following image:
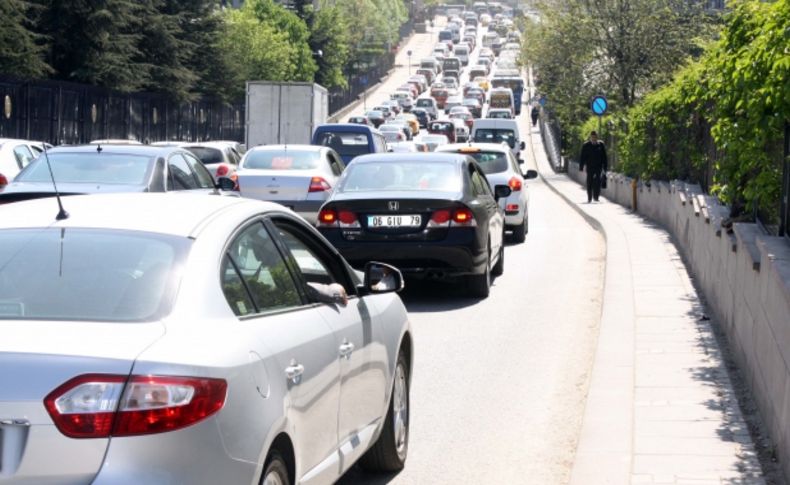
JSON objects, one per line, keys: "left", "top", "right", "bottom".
{"left": 388, "top": 201, "right": 399, "bottom": 211}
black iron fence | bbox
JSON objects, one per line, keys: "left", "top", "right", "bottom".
{"left": 328, "top": 53, "right": 396, "bottom": 115}
{"left": 0, "top": 76, "right": 245, "bottom": 145}
{"left": 781, "top": 121, "right": 789, "bottom": 239}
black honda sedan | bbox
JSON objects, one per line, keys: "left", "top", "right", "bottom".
{"left": 0, "top": 144, "right": 220, "bottom": 203}
{"left": 316, "top": 153, "right": 511, "bottom": 297}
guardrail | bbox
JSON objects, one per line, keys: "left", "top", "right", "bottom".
{"left": 538, "top": 108, "right": 564, "bottom": 172}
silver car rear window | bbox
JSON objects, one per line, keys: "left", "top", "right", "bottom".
{"left": 185, "top": 147, "right": 224, "bottom": 165}
{"left": 0, "top": 228, "right": 189, "bottom": 322}
{"left": 244, "top": 150, "right": 321, "bottom": 170}
{"left": 16, "top": 153, "right": 153, "bottom": 185}
{"left": 339, "top": 161, "right": 461, "bottom": 192}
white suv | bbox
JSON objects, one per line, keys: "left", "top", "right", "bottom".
{"left": 436, "top": 142, "right": 537, "bottom": 242}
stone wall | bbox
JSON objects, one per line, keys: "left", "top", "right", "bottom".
{"left": 568, "top": 161, "right": 790, "bottom": 479}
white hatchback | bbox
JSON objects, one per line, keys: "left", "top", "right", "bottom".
{"left": 436, "top": 143, "right": 537, "bottom": 242}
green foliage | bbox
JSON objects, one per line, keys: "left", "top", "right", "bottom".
{"left": 616, "top": 0, "right": 788, "bottom": 219}
{"left": 0, "top": 0, "right": 50, "bottom": 79}
{"left": 36, "top": 0, "right": 148, "bottom": 91}
{"left": 308, "top": 3, "right": 351, "bottom": 88}
{"left": 338, "top": 0, "right": 408, "bottom": 65}
{"left": 249, "top": 0, "right": 318, "bottom": 81}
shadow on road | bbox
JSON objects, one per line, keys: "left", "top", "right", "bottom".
{"left": 336, "top": 467, "right": 400, "bottom": 485}
{"left": 396, "top": 277, "right": 490, "bottom": 313}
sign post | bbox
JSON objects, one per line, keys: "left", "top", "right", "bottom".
{"left": 407, "top": 50, "right": 413, "bottom": 76}
{"left": 361, "top": 75, "right": 369, "bottom": 111}
{"left": 591, "top": 95, "right": 608, "bottom": 134}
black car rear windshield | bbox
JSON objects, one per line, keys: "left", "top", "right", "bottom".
{"left": 0, "top": 228, "right": 190, "bottom": 322}
{"left": 474, "top": 129, "right": 516, "bottom": 148}
{"left": 315, "top": 132, "right": 371, "bottom": 157}
{"left": 16, "top": 153, "right": 152, "bottom": 185}
{"left": 244, "top": 150, "right": 321, "bottom": 170}
{"left": 185, "top": 147, "right": 224, "bottom": 165}
{"left": 339, "top": 161, "right": 461, "bottom": 192}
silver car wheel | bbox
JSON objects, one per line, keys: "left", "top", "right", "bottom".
{"left": 393, "top": 361, "right": 409, "bottom": 461}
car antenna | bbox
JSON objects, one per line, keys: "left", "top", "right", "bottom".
{"left": 42, "top": 143, "right": 69, "bottom": 221}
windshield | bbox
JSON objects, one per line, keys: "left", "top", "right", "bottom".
{"left": 315, "top": 132, "right": 371, "bottom": 157}
{"left": 474, "top": 129, "right": 516, "bottom": 148}
{"left": 456, "top": 151, "right": 509, "bottom": 174}
{"left": 338, "top": 161, "right": 461, "bottom": 192}
{"left": 243, "top": 150, "right": 322, "bottom": 170}
{"left": 16, "top": 153, "right": 152, "bottom": 185}
{"left": 0, "top": 228, "right": 189, "bottom": 322}
{"left": 185, "top": 147, "right": 224, "bottom": 165}
{"left": 416, "top": 99, "right": 434, "bottom": 107}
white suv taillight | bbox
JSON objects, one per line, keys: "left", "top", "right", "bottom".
{"left": 44, "top": 374, "right": 227, "bottom": 438}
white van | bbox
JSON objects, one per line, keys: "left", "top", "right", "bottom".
{"left": 454, "top": 44, "right": 470, "bottom": 66}
{"left": 471, "top": 119, "right": 525, "bottom": 160}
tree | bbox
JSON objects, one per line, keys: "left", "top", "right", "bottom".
{"left": 136, "top": 0, "right": 198, "bottom": 100}
{"left": 249, "top": 0, "right": 318, "bottom": 81}
{"left": 307, "top": 3, "right": 350, "bottom": 88}
{"left": 0, "top": 0, "right": 50, "bottom": 79}
{"left": 35, "top": 0, "right": 148, "bottom": 91}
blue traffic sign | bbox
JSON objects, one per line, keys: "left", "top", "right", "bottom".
{"left": 360, "top": 75, "right": 368, "bottom": 86}
{"left": 539, "top": 95, "right": 547, "bottom": 107}
{"left": 591, "top": 95, "right": 608, "bottom": 116}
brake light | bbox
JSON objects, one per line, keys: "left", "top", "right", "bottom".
{"left": 431, "top": 209, "right": 451, "bottom": 224}
{"left": 452, "top": 208, "right": 476, "bottom": 225}
{"left": 338, "top": 210, "right": 360, "bottom": 228}
{"left": 506, "top": 203, "right": 520, "bottom": 212}
{"left": 0, "top": 173, "right": 7, "bottom": 186}
{"left": 309, "top": 177, "right": 332, "bottom": 193}
{"left": 215, "top": 164, "right": 230, "bottom": 177}
{"left": 44, "top": 374, "right": 227, "bottom": 438}
{"left": 230, "top": 173, "right": 239, "bottom": 191}
{"left": 508, "top": 176, "right": 522, "bottom": 191}
{"left": 318, "top": 208, "right": 337, "bottom": 225}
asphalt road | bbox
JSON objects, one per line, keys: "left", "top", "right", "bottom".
{"left": 339, "top": 19, "right": 607, "bottom": 484}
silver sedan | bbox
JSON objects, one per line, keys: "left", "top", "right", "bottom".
{"left": 0, "top": 193, "right": 412, "bottom": 484}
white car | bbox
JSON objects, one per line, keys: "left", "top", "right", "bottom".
{"left": 436, "top": 142, "right": 538, "bottom": 242}
{"left": 0, "top": 138, "right": 47, "bottom": 188}
{"left": 0, "top": 192, "right": 412, "bottom": 484}
{"left": 471, "top": 118, "right": 525, "bottom": 160}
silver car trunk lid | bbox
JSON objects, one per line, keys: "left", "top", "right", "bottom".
{"left": 0, "top": 321, "right": 164, "bottom": 483}
{"left": 237, "top": 170, "right": 318, "bottom": 203}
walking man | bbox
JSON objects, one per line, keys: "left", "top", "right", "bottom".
{"left": 530, "top": 105, "right": 539, "bottom": 127}
{"left": 579, "top": 130, "right": 608, "bottom": 203}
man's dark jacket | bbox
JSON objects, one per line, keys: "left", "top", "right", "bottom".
{"left": 579, "top": 140, "right": 608, "bottom": 173}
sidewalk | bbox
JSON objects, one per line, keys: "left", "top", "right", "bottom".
{"left": 526, "top": 125, "right": 767, "bottom": 484}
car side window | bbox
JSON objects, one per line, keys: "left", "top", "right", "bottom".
{"left": 269, "top": 219, "right": 354, "bottom": 301}
{"left": 167, "top": 154, "right": 200, "bottom": 190}
{"left": 470, "top": 166, "right": 491, "bottom": 198}
{"left": 327, "top": 153, "right": 343, "bottom": 176}
{"left": 220, "top": 222, "right": 302, "bottom": 316}
{"left": 182, "top": 152, "right": 215, "bottom": 188}
{"left": 13, "top": 145, "right": 35, "bottom": 170}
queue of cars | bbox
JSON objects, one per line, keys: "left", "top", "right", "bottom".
{"left": 0, "top": 6, "right": 528, "bottom": 484}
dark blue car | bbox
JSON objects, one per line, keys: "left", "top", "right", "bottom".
{"left": 311, "top": 124, "right": 388, "bottom": 165}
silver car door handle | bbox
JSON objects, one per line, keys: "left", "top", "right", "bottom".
{"left": 339, "top": 342, "right": 355, "bottom": 359}
{"left": 285, "top": 363, "right": 305, "bottom": 383}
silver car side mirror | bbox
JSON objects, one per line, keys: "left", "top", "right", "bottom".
{"left": 361, "top": 262, "right": 404, "bottom": 294}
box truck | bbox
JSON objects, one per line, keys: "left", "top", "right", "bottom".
{"left": 245, "top": 81, "right": 328, "bottom": 148}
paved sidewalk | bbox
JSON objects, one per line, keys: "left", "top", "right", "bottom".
{"left": 525, "top": 124, "right": 767, "bottom": 484}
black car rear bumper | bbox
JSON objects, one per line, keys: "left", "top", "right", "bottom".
{"left": 321, "top": 229, "right": 488, "bottom": 278}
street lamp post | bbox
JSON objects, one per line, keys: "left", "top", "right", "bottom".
{"left": 407, "top": 50, "right": 412, "bottom": 76}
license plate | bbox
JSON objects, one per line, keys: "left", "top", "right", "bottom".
{"left": 368, "top": 215, "right": 422, "bottom": 227}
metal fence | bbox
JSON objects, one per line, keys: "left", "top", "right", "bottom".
{"left": 781, "top": 121, "right": 789, "bottom": 239}
{"left": 328, "top": 53, "right": 396, "bottom": 115}
{"left": 0, "top": 76, "right": 245, "bottom": 145}
{"left": 538, "top": 108, "right": 564, "bottom": 172}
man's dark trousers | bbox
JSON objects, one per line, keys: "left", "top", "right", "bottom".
{"left": 586, "top": 169, "right": 601, "bottom": 202}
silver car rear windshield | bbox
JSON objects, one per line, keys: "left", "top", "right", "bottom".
{"left": 244, "top": 150, "right": 321, "bottom": 170}
{"left": 0, "top": 228, "right": 190, "bottom": 322}
{"left": 16, "top": 153, "right": 153, "bottom": 185}
{"left": 339, "top": 161, "right": 461, "bottom": 192}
